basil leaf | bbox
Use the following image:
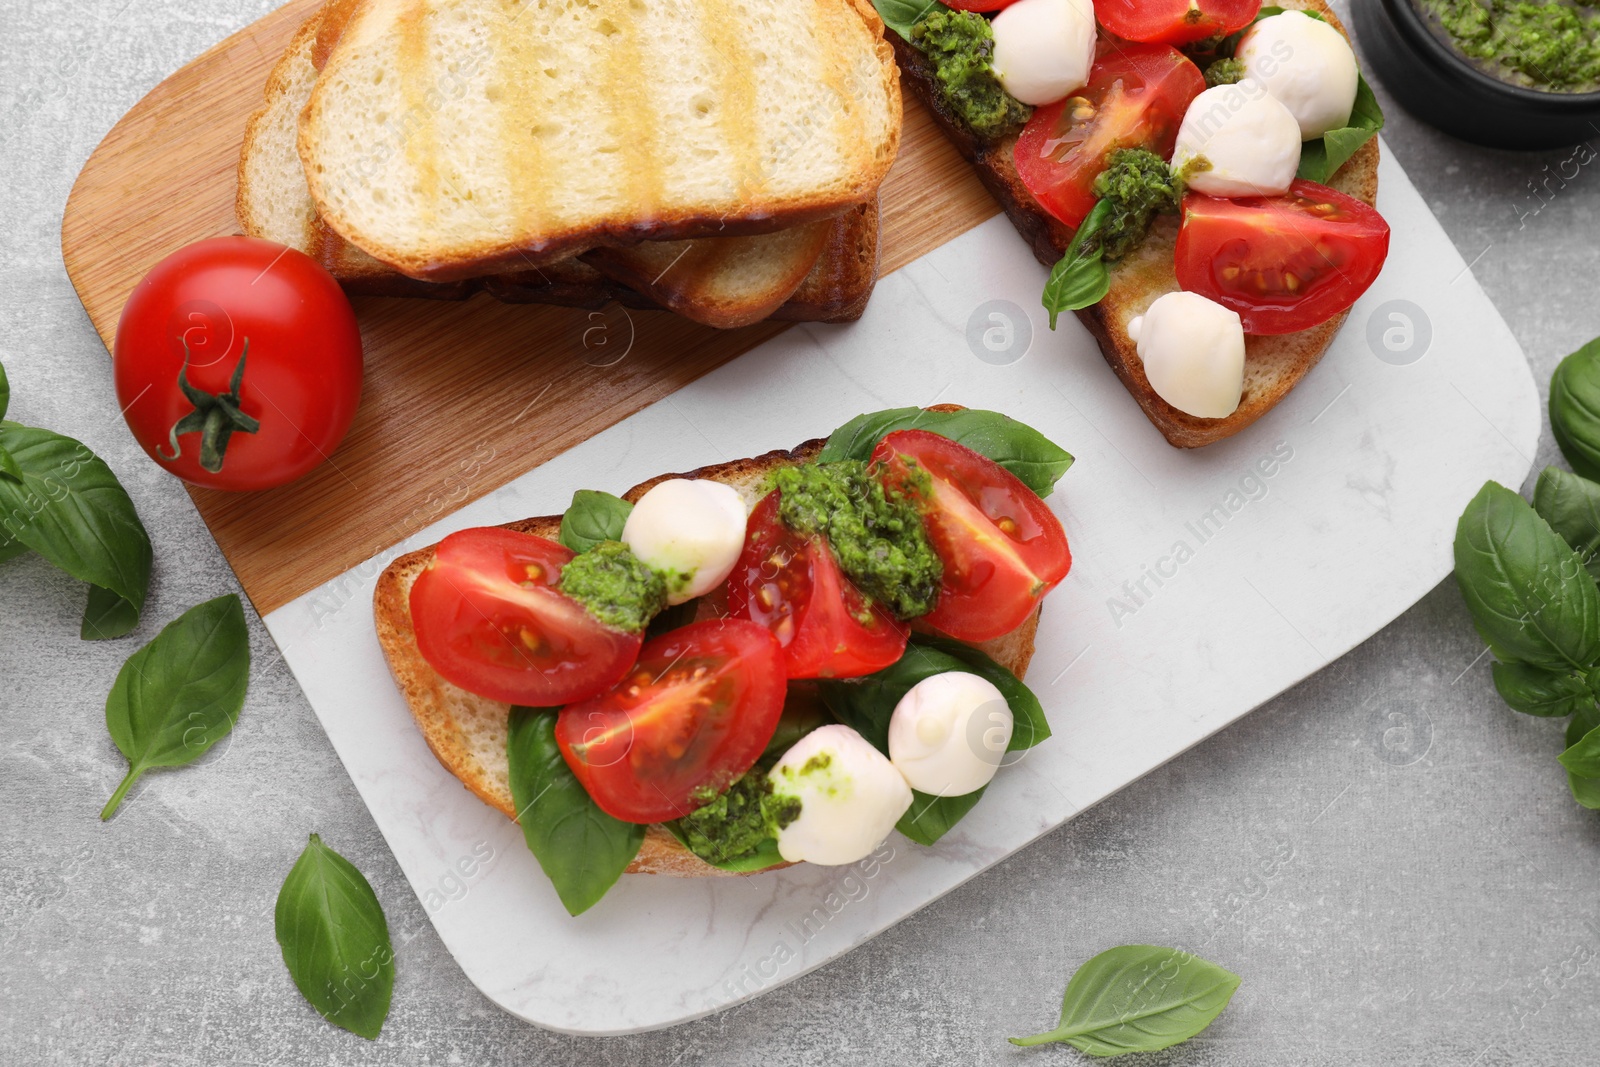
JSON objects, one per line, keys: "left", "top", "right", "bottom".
{"left": 1533, "top": 466, "right": 1600, "bottom": 582}
{"left": 1296, "top": 74, "right": 1383, "bottom": 183}
{"left": 275, "top": 833, "right": 394, "bottom": 1039}
{"left": 506, "top": 707, "right": 644, "bottom": 915}
{"left": 1567, "top": 710, "right": 1600, "bottom": 809}
{"left": 1011, "top": 945, "right": 1241, "bottom": 1054}
{"left": 558, "top": 489, "right": 633, "bottom": 554}
{"left": 872, "top": 0, "right": 942, "bottom": 41}
{"left": 0, "top": 531, "right": 27, "bottom": 564}
{"left": 912, "top": 633, "right": 1050, "bottom": 751}
{"left": 0, "top": 421, "right": 151, "bottom": 639}
{"left": 1550, "top": 338, "right": 1600, "bottom": 482}
{"left": 1559, "top": 721, "right": 1600, "bottom": 779}
{"left": 817, "top": 408, "right": 1074, "bottom": 497}
{"left": 1490, "top": 661, "right": 1595, "bottom": 718}
{"left": 0, "top": 358, "right": 9, "bottom": 422}
{"left": 1042, "top": 200, "right": 1112, "bottom": 329}
{"left": 100, "top": 594, "right": 251, "bottom": 819}
{"left": 1452, "top": 482, "right": 1600, "bottom": 673}
{"left": 897, "top": 786, "right": 986, "bottom": 846}
{"left": 660, "top": 821, "right": 787, "bottom": 873}
{"left": 818, "top": 645, "right": 967, "bottom": 752}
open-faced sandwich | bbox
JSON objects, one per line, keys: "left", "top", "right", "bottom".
{"left": 238, "top": 0, "right": 899, "bottom": 328}
{"left": 879, "top": 0, "right": 1389, "bottom": 446}
{"left": 374, "top": 406, "right": 1075, "bottom": 914}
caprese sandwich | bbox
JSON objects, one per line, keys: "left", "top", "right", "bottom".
{"left": 879, "top": 0, "right": 1390, "bottom": 447}
{"left": 373, "top": 406, "right": 1076, "bottom": 914}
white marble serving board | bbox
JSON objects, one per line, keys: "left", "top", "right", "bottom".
{"left": 262, "top": 143, "right": 1538, "bottom": 1034}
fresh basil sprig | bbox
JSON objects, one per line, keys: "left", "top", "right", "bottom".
{"left": 1534, "top": 466, "right": 1600, "bottom": 581}
{"left": 1042, "top": 199, "right": 1113, "bottom": 329}
{"left": 1549, "top": 338, "right": 1600, "bottom": 482}
{"left": 871, "top": 0, "right": 942, "bottom": 41}
{"left": 100, "top": 594, "right": 251, "bottom": 819}
{"left": 275, "top": 833, "right": 394, "bottom": 1039}
{"left": 1565, "top": 709, "right": 1600, "bottom": 809}
{"left": 1491, "top": 661, "right": 1595, "bottom": 718}
{"left": 506, "top": 707, "right": 644, "bottom": 915}
{"left": 818, "top": 408, "right": 1074, "bottom": 497}
{"left": 558, "top": 489, "right": 633, "bottom": 553}
{"left": 1011, "top": 945, "right": 1241, "bottom": 1054}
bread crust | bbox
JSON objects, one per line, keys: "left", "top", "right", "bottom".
{"left": 889, "top": 0, "right": 1379, "bottom": 448}
{"left": 373, "top": 410, "right": 1045, "bottom": 878}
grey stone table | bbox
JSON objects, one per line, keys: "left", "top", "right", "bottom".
{"left": 4, "top": 2, "right": 1598, "bottom": 1063}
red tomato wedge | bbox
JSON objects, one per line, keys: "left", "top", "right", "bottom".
{"left": 727, "top": 491, "right": 910, "bottom": 679}
{"left": 1175, "top": 180, "right": 1391, "bottom": 335}
{"left": 872, "top": 431, "right": 1071, "bottom": 643}
{"left": 941, "top": 0, "right": 1020, "bottom": 9}
{"left": 555, "top": 620, "right": 787, "bottom": 823}
{"left": 1096, "top": 0, "right": 1261, "bottom": 46}
{"left": 409, "top": 527, "right": 642, "bottom": 706}
{"left": 1014, "top": 43, "right": 1205, "bottom": 228}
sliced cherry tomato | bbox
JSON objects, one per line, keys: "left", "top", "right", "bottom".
{"left": 1014, "top": 43, "right": 1204, "bottom": 229}
{"left": 1175, "top": 180, "right": 1391, "bottom": 335}
{"left": 409, "top": 527, "right": 641, "bottom": 706}
{"left": 555, "top": 619, "right": 787, "bottom": 823}
{"left": 1096, "top": 0, "right": 1261, "bottom": 46}
{"left": 872, "top": 431, "right": 1071, "bottom": 642}
{"left": 727, "top": 491, "right": 909, "bottom": 679}
{"left": 940, "top": 0, "right": 1020, "bottom": 9}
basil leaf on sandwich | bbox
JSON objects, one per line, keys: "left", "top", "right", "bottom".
{"left": 665, "top": 769, "right": 796, "bottom": 872}
{"left": 1041, "top": 199, "right": 1113, "bottom": 328}
{"left": 819, "top": 408, "right": 1074, "bottom": 497}
{"left": 558, "top": 489, "right": 633, "bottom": 553}
{"left": 871, "top": 0, "right": 943, "bottom": 41}
{"left": 663, "top": 821, "right": 788, "bottom": 872}
{"left": 506, "top": 707, "right": 644, "bottom": 915}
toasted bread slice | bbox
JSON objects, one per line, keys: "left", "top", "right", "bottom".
{"left": 299, "top": 0, "right": 902, "bottom": 281}
{"left": 890, "top": 0, "right": 1378, "bottom": 448}
{"left": 237, "top": 6, "right": 880, "bottom": 319}
{"left": 372, "top": 409, "right": 1043, "bottom": 878}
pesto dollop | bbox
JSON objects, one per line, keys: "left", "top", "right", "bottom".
{"left": 912, "top": 9, "right": 1032, "bottom": 141}
{"left": 1093, "top": 148, "right": 1183, "bottom": 261}
{"left": 773, "top": 460, "right": 943, "bottom": 620}
{"left": 1203, "top": 56, "right": 1247, "bottom": 88}
{"left": 1421, "top": 0, "right": 1600, "bottom": 92}
{"left": 557, "top": 540, "right": 666, "bottom": 633}
{"left": 677, "top": 770, "right": 801, "bottom": 865}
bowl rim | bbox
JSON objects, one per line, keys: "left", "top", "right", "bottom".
{"left": 1380, "top": 0, "right": 1600, "bottom": 107}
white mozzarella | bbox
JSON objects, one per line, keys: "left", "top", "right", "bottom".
{"left": 768, "top": 725, "right": 913, "bottom": 866}
{"left": 1172, "top": 81, "right": 1302, "bottom": 198}
{"left": 990, "top": 0, "right": 1097, "bottom": 107}
{"left": 1236, "top": 11, "right": 1360, "bottom": 140}
{"left": 620, "top": 479, "right": 748, "bottom": 605}
{"left": 1127, "top": 291, "right": 1246, "bottom": 419}
{"left": 888, "top": 672, "right": 1013, "bottom": 797}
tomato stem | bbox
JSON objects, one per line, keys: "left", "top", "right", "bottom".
{"left": 156, "top": 339, "right": 261, "bottom": 473}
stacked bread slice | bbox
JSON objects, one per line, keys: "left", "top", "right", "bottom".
{"left": 238, "top": 0, "right": 901, "bottom": 328}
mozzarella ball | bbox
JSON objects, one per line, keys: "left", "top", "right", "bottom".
{"left": 1127, "top": 292, "right": 1246, "bottom": 419}
{"left": 620, "top": 479, "right": 748, "bottom": 604}
{"left": 1236, "top": 11, "right": 1360, "bottom": 140}
{"left": 768, "top": 725, "right": 913, "bottom": 866}
{"left": 991, "top": 0, "right": 1097, "bottom": 106}
{"left": 1172, "top": 81, "right": 1302, "bottom": 198}
{"left": 888, "top": 672, "right": 1013, "bottom": 797}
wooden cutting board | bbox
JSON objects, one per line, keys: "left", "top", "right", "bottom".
{"left": 60, "top": 0, "right": 999, "bottom": 616}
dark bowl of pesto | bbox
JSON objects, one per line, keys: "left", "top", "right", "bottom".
{"left": 1355, "top": 0, "right": 1600, "bottom": 149}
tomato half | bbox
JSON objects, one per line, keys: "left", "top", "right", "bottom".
{"left": 872, "top": 431, "right": 1071, "bottom": 643}
{"left": 1096, "top": 0, "right": 1261, "bottom": 46}
{"left": 1175, "top": 180, "right": 1391, "bottom": 335}
{"left": 410, "top": 527, "right": 642, "bottom": 706}
{"left": 727, "top": 491, "right": 909, "bottom": 679}
{"left": 555, "top": 619, "right": 787, "bottom": 823}
{"left": 113, "top": 236, "right": 363, "bottom": 491}
{"left": 1014, "top": 44, "right": 1205, "bottom": 228}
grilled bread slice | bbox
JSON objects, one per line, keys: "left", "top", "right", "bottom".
{"left": 890, "top": 0, "right": 1378, "bottom": 448}
{"left": 237, "top": 7, "right": 879, "bottom": 321}
{"left": 299, "top": 0, "right": 902, "bottom": 281}
{"left": 372, "top": 409, "right": 1043, "bottom": 878}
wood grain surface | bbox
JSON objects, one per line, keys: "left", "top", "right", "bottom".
{"left": 60, "top": 0, "right": 1000, "bottom": 615}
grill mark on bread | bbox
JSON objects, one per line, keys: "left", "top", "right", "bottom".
{"left": 399, "top": 0, "right": 440, "bottom": 231}
{"left": 494, "top": 5, "right": 549, "bottom": 243}
{"left": 696, "top": 0, "right": 759, "bottom": 202}
{"left": 605, "top": 0, "right": 663, "bottom": 220}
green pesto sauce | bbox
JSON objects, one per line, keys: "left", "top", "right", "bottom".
{"left": 557, "top": 540, "right": 666, "bottom": 634}
{"left": 1204, "top": 56, "right": 1247, "bottom": 88}
{"left": 1420, "top": 0, "right": 1600, "bottom": 92}
{"left": 678, "top": 770, "right": 800, "bottom": 865}
{"left": 1093, "top": 148, "right": 1183, "bottom": 261}
{"left": 912, "top": 9, "right": 1032, "bottom": 141}
{"left": 773, "top": 460, "right": 943, "bottom": 621}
